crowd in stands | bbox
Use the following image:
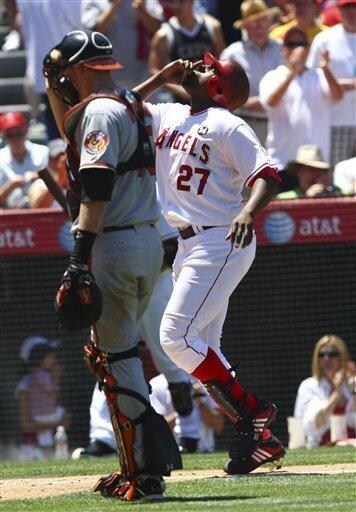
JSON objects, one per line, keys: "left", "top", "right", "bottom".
{"left": 0, "top": 0, "right": 355, "bottom": 209}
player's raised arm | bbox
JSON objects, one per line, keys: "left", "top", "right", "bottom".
{"left": 133, "top": 59, "right": 195, "bottom": 100}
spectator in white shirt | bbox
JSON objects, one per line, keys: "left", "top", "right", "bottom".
{"left": 259, "top": 27, "right": 342, "bottom": 189}
{"left": 333, "top": 156, "right": 356, "bottom": 195}
{"left": 308, "top": 0, "right": 356, "bottom": 168}
{"left": 294, "top": 334, "right": 356, "bottom": 447}
{"left": 220, "top": 0, "right": 282, "bottom": 144}
{"left": 0, "top": 112, "right": 49, "bottom": 209}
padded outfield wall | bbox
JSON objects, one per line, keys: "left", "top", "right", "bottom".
{"left": 0, "top": 198, "right": 355, "bottom": 453}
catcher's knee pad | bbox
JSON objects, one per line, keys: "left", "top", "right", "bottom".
{"left": 84, "top": 340, "right": 181, "bottom": 477}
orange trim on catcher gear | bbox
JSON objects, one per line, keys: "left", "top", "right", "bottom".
{"left": 83, "top": 340, "right": 138, "bottom": 479}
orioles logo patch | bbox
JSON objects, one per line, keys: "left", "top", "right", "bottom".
{"left": 84, "top": 131, "right": 109, "bottom": 156}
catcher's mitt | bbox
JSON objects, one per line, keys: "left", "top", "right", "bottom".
{"left": 55, "top": 263, "right": 102, "bottom": 332}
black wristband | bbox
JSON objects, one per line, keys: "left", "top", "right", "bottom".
{"left": 70, "top": 229, "right": 97, "bottom": 265}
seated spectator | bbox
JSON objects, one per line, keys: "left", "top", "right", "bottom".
{"left": 82, "top": 0, "right": 163, "bottom": 89}
{"left": 149, "top": 0, "right": 226, "bottom": 103}
{"left": 220, "top": 0, "right": 282, "bottom": 144}
{"left": 269, "top": 0, "right": 327, "bottom": 44}
{"left": 0, "top": 112, "right": 49, "bottom": 209}
{"left": 276, "top": 145, "right": 342, "bottom": 199}
{"left": 15, "top": 336, "right": 70, "bottom": 460}
{"left": 308, "top": 0, "right": 356, "bottom": 168}
{"left": 294, "top": 334, "right": 356, "bottom": 447}
{"left": 333, "top": 156, "right": 356, "bottom": 195}
{"left": 73, "top": 375, "right": 223, "bottom": 458}
{"left": 149, "top": 374, "right": 224, "bottom": 453}
{"left": 28, "top": 138, "right": 67, "bottom": 208}
{"left": 259, "top": 27, "right": 342, "bottom": 178}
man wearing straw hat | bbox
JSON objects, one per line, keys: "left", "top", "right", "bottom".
{"left": 276, "top": 145, "right": 342, "bottom": 199}
{"left": 220, "top": 0, "right": 283, "bottom": 144}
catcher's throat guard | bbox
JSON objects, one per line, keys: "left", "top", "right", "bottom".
{"left": 84, "top": 341, "right": 182, "bottom": 499}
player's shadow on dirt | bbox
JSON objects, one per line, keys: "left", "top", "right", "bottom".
{"left": 163, "top": 496, "right": 258, "bottom": 503}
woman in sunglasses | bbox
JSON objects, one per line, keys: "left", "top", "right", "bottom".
{"left": 294, "top": 334, "right": 356, "bottom": 447}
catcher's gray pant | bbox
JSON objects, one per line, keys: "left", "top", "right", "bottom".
{"left": 91, "top": 223, "right": 163, "bottom": 468}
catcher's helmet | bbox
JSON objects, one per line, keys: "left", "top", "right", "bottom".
{"left": 204, "top": 52, "right": 250, "bottom": 111}
{"left": 44, "top": 30, "right": 122, "bottom": 73}
{"left": 43, "top": 30, "right": 122, "bottom": 106}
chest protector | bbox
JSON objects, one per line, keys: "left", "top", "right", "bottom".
{"left": 63, "top": 88, "right": 155, "bottom": 221}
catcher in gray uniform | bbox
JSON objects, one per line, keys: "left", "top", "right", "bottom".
{"left": 44, "top": 30, "right": 182, "bottom": 502}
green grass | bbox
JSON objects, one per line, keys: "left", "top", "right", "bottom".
{"left": 2, "top": 474, "right": 356, "bottom": 512}
{"left": 1, "top": 448, "right": 355, "bottom": 512}
{"left": 1, "top": 446, "right": 355, "bottom": 480}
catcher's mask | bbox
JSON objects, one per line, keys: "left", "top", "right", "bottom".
{"left": 43, "top": 30, "right": 123, "bottom": 106}
{"left": 204, "top": 52, "right": 250, "bottom": 111}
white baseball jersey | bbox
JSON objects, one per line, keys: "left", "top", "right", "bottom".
{"left": 146, "top": 103, "right": 273, "bottom": 228}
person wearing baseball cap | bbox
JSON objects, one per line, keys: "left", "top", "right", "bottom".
{"left": 0, "top": 112, "right": 49, "bottom": 209}
{"left": 308, "top": 0, "right": 356, "bottom": 168}
{"left": 276, "top": 145, "right": 342, "bottom": 199}
{"left": 16, "top": 336, "right": 69, "bottom": 460}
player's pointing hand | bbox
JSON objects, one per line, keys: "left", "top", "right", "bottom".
{"left": 226, "top": 211, "right": 254, "bottom": 248}
{"left": 159, "top": 59, "right": 194, "bottom": 85}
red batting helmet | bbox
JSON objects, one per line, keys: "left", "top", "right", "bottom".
{"left": 204, "top": 52, "right": 250, "bottom": 111}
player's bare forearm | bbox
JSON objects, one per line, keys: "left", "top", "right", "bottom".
{"left": 133, "top": 72, "right": 165, "bottom": 100}
{"left": 78, "top": 201, "right": 108, "bottom": 233}
{"left": 134, "top": 60, "right": 193, "bottom": 100}
{"left": 226, "top": 177, "right": 279, "bottom": 248}
{"left": 244, "top": 176, "right": 279, "bottom": 217}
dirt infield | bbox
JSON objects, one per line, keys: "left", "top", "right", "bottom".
{"left": 1, "top": 463, "right": 355, "bottom": 501}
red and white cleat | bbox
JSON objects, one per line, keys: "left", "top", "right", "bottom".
{"left": 224, "top": 432, "right": 285, "bottom": 475}
{"left": 229, "top": 399, "right": 277, "bottom": 460}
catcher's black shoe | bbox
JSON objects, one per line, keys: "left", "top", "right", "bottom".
{"left": 124, "top": 475, "right": 166, "bottom": 502}
{"left": 94, "top": 472, "right": 165, "bottom": 502}
{"left": 76, "top": 440, "right": 116, "bottom": 458}
{"left": 224, "top": 432, "right": 286, "bottom": 475}
{"left": 229, "top": 399, "right": 277, "bottom": 460}
{"left": 168, "top": 381, "right": 193, "bottom": 417}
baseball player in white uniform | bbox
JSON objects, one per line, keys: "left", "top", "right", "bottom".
{"left": 134, "top": 52, "right": 286, "bottom": 474}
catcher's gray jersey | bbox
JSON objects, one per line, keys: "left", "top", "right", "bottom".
{"left": 73, "top": 96, "right": 159, "bottom": 227}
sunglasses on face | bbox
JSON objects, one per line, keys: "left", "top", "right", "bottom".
{"left": 284, "top": 41, "right": 309, "bottom": 48}
{"left": 318, "top": 351, "right": 340, "bottom": 359}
